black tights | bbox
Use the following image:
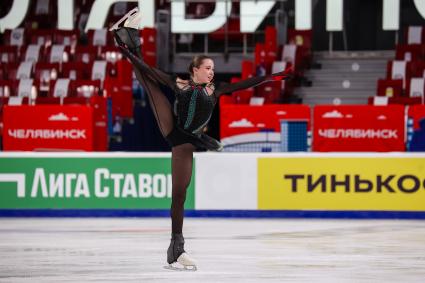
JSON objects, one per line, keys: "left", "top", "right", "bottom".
{"left": 132, "top": 63, "right": 194, "bottom": 235}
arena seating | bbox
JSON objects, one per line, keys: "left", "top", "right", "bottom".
{"left": 224, "top": 26, "right": 309, "bottom": 105}
{"left": 369, "top": 26, "right": 425, "bottom": 106}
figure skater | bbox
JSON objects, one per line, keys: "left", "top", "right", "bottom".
{"left": 110, "top": 8, "right": 292, "bottom": 271}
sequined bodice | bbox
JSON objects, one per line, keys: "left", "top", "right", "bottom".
{"left": 174, "top": 83, "right": 216, "bottom": 135}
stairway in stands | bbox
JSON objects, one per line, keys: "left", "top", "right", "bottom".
{"left": 296, "top": 51, "right": 394, "bottom": 105}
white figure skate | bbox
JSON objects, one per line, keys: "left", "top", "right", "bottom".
{"left": 164, "top": 252, "right": 197, "bottom": 271}
{"left": 164, "top": 233, "right": 197, "bottom": 271}
{"left": 109, "top": 7, "right": 142, "bottom": 58}
{"left": 109, "top": 7, "right": 141, "bottom": 31}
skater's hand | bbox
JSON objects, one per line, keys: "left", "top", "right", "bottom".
{"left": 271, "top": 66, "right": 294, "bottom": 81}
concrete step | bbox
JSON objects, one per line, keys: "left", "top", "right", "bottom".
{"left": 309, "top": 82, "right": 377, "bottom": 88}
{"left": 299, "top": 51, "right": 388, "bottom": 106}
{"left": 305, "top": 73, "right": 386, "bottom": 80}
{"left": 301, "top": 96, "right": 369, "bottom": 105}
{"left": 297, "top": 85, "right": 375, "bottom": 92}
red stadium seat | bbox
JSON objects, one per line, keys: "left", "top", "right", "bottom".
{"left": 34, "top": 63, "right": 60, "bottom": 80}
{"left": 15, "top": 79, "right": 40, "bottom": 99}
{"left": 256, "top": 81, "right": 281, "bottom": 104}
{"left": 271, "top": 61, "right": 292, "bottom": 96}
{"left": 405, "top": 26, "right": 425, "bottom": 44}
{"left": 61, "top": 62, "right": 91, "bottom": 80}
{"left": 265, "top": 26, "right": 277, "bottom": 53}
{"left": 104, "top": 77, "right": 133, "bottom": 118}
{"left": 411, "top": 60, "right": 425, "bottom": 77}
{"left": 90, "top": 61, "right": 117, "bottom": 81}
{"left": 386, "top": 60, "right": 415, "bottom": 88}
{"left": 6, "top": 62, "right": 34, "bottom": 80}
{"left": 255, "top": 43, "right": 267, "bottom": 73}
{"left": 0, "top": 80, "right": 16, "bottom": 97}
{"left": 70, "top": 80, "right": 102, "bottom": 98}
{"left": 377, "top": 79, "right": 403, "bottom": 97}
{"left": 142, "top": 28, "right": 157, "bottom": 50}
{"left": 34, "top": 62, "right": 60, "bottom": 93}
{"left": 53, "top": 29, "right": 80, "bottom": 46}
{"left": 87, "top": 29, "right": 114, "bottom": 46}
{"left": 74, "top": 46, "right": 99, "bottom": 64}
{"left": 0, "top": 46, "right": 21, "bottom": 64}
{"left": 22, "top": 44, "right": 46, "bottom": 62}
{"left": 287, "top": 29, "right": 313, "bottom": 69}
{"left": 0, "top": 97, "right": 7, "bottom": 136}
{"left": 241, "top": 60, "right": 254, "bottom": 80}
{"left": 265, "top": 46, "right": 277, "bottom": 73}
{"left": 34, "top": 96, "right": 61, "bottom": 105}
{"left": 3, "top": 29, "right": 27, "bottom": 46}
{"left": 368, "top": 96, "right": 422, "bottom": 105}
{"left": 395, "top": 44, "right": 424, "bottom": 61}
{"left": 89, "top": 95, "right": 108, "bottom": 151}
{"left": 281, "top": 44, "right": 300, "bottom": 70}
{"left": 116, "top": 59, "right": 133, "bottom": 86}
{"left": 288, "top": 29, "right": 313, "bottom": 49}
{"left": 45, "top": 45, "right": 72, "bottom": 63}
{"left": 406, "top": 77, "right": 425, "bottom": 100}
{"left": 29, "top": 29, "right": 54, "bottom": 47}
{"left": 141, "top": 28, "right": 157, "bottom": 67}
{"left": 48, "top": 78, "right": 72, "bottom": 98}
{"left": 100, "top": 46, "right": 123, "bottom": 63}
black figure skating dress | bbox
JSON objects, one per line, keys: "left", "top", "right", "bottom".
{"left": 117, "top": 44, "right": 292, "bottom": 151}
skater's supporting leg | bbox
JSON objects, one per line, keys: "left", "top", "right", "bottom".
{"left": 171, "top": 143, "right": 195, "bottom": 234}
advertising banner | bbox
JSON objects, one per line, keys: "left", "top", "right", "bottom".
{"left": 220, "top": 104, "right": 310, "bottom": 151}
{"left": 313, "top": 105, "right": 405, "bottom": 152}
{"left": 0, "top": 156, "right": 194, "bottom": 209}
{"left": 3, "top": 105, "right": 94, "bottom": 151}
{"left": 258, "top": 157, "right": 425, "bottom": 211}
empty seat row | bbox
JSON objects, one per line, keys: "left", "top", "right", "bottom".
{"left": 0, "top": 61, "right": 120, "bottom": 82}
{"left": 0, "top": 44, "right": 124, "bottom": 65}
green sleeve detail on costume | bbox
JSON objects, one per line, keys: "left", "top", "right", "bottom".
{"left": 184, "top": 89, "right": 198, "bottom": 130}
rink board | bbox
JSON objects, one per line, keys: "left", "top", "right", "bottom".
{"left": 0, "top": 152, "right": 425, "bottom": 218}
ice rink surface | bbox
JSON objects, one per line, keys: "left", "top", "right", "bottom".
{"left": 0, "top": 217, "right": 425, "bottom": 283}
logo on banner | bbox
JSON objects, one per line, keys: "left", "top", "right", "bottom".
{"left": 0, "top": 157, "right": 195, "bottom": 209}
{"left": 258, "top": 157, "right": 425, "bottom": 211}
{"left": 313, "top": 106, "right": 405, "bottom": 151}
{"left": 2, "top": 168, "right": 172, "bottom": 199}
{"left": 48, "top": 112, "right": 79, "bottom": 122}
{"left": 3, "top": 105, "right": 93, "bottom": 151}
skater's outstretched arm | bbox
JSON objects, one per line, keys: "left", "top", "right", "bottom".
{"left": 215, "top": 68, "right": 293, "bottom": 97}
{"left": 118, "top": 46, "right": 177, "bottom": 90}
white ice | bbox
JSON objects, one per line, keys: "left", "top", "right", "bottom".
{"left": 0, "top": 218, "right": 424, "bottom": 282}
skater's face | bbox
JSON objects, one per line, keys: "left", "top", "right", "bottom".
{"left": 193, "top": 59, "right": 215, "bottom": 84}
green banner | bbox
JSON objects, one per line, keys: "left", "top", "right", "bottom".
{"left": 0, "top": 157, "right": 195, "bottom": 209}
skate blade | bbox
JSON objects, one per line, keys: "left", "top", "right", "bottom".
{"left": 109, "top": 7, "right": 139, "bottom": 31}
{"left": 164, "top": 263, "right": 197, "bottom": 272}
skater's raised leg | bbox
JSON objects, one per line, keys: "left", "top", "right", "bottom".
{"left": 111, "top": 9, "right": 174, "bottom": 137}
